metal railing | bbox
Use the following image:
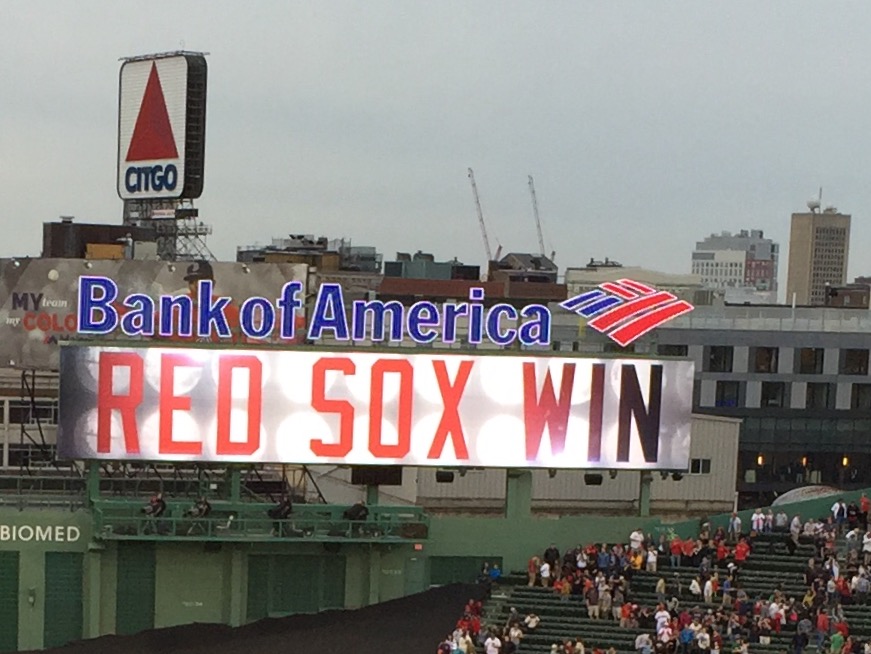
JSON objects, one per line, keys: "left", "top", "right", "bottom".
{"left": 92, "top": 500, "right": 429, "bottom": 543}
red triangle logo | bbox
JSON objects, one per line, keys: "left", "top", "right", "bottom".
{"left": 125, "top": 63, "right": 179, "bottom": 161}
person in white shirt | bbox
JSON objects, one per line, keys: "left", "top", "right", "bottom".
{"left": 484, "top": 633, "right": 502, "bottom": 654}
{"left": 635, "top": 633, "right": 653, "bottom": 654}
{"left": 630, "top": 529, "right": 644, "bottom": 552}
{"left": 689, "top": 577, "right": 702, "bottom": 597}
{"left": 728, "top": 513, "right": 742, "bottom": 541}
{"left": 646, "top": 547, "right": 658, "bottom": 572}
{"left": 540, "top": 561, "right": 551, "bottom": 587}
{"left": 863, "top": 530, "right": 871, "bottom": 566}
{"left": 790, "top": 515, "right": 802, "bottom": 540}
{"left": 751, "top": 509, "right": 765, "bottom": 533}
{"left": 775, "top": 510, "right": 789, "bottom": 531}
{"left": 658, "top": 625, "right": 674, "bottom": 643}
{"left": 508, "top": 625, "right": 523, "bottom": 646}
{"left": 696, "top": 630, "right": 711, "bottom": 651}
{"left": 655, "top": 608, "right": 671, "bottom": 634}
{"left": 703, "top": 578, "right": 713, "bottom": 604}
{"left": 847, "top": 527, "right": 862, "bottom": 553}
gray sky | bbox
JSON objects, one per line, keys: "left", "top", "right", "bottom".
{"left": 2, "top": 2, "right": 871, "bottom": 294}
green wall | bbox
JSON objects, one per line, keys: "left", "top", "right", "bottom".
{"left": 425, "top": 514, "right": 659, "bottom": 573}
{"left": 154, "top": 544, "right": 229, "bottom": 627}
{"left": 0, "top": 508, "right": 91, "bottom": 651}
{"left": 10, "top": 484, "right": 870, "bottom": 651}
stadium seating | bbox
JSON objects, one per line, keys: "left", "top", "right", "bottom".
{"left": 479, "top": 532, "right": 871, "bottom": 653}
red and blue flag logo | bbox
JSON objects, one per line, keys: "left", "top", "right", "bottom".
{"left": 560, "top": 279, "right": 694, "bottom": 347}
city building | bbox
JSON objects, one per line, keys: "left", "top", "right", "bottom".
{"left": 565, "top": 260, "right": 708, "bottom": 305}
{"left": 487, "top": 252, "right": 558, "bottom": 283}
{"left": 237, "top": 234, "right": 382, "bottom": 273}
{"left": 691, "top": 229, "right": 778, "bottom": 303}
{"left": 786, "top": 206, "right": 851, "bottom": 305}
{"left": 383, "top": 251, "right": 479, "bottom": 280}
{"left": 42, "top": 216, "right": 159, "bottom": 260}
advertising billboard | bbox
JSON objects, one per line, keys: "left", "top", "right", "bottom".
{"left": 0, "top": 259, "right": 307, "bottom": 371}
{"left": 58, "top": 346, "right": 694, "bottom": 470}
{"left": 117, "top": 53, "right": 207, "bottom": 200}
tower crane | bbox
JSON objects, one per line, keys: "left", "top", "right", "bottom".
{"left": 528, "top": 175, "right": 546, "bottom": 258}
{"left": 468, "top": 168, "right": 494, "bottom": 261}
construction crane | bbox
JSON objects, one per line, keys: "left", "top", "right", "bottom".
{"left": 468, "top": 167, "right": 493, "bottom": 261}
{"left": 528, "top": 175, "right": 546, "bottom": 257}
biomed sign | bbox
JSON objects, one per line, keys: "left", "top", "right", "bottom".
{"left": 58, "top": 346, "right": 693, "bottom": 470}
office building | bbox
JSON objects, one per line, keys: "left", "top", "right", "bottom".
{"left": 786, "top": 207, "right": 851, "bottom": 305}
{"left": 691, "top": 229, "right": 779, "bottom": 303}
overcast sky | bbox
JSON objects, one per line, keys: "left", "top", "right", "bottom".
{"left": 2, "top": 2, "right": 870, "bottom": 295}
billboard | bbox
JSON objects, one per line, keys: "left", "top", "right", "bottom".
{"left": 58, "top": 346, "right": 694, "bottom": 470}
{"left": 117, "top": 53, "right": 207, "bottom": 200}
{"left": 0, "top": 259, "right": 307, "bottom": 371}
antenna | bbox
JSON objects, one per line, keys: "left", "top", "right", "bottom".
{"left": 468, "top": 168, "right": 494, "bottom": 261}
{"left": 528, "top": 175, "right": 546, "bottom": 257}
{"left": 807, "top": 187, "right": 822, "bottom": 213}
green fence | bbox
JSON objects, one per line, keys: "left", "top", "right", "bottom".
{"left": 93, "top": 500, "right": 430, "bottom": 544}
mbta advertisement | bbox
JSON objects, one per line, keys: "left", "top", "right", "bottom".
{"left": 58, "top": 346, "right": 693, "bottom": 470}
{"left": 0, "top": 258, "right": 307, "bottom": 371}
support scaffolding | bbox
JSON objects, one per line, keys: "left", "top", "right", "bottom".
{"left": 122, "top": 199, "right": 214, "bottom": 261}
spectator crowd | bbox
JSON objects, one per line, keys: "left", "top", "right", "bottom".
{"left": 440, "top": 493, "right": 871, "bottom": 654}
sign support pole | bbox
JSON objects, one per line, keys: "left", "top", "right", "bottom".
{"left": 86, "top": 461, "right": 100, "bottom": 506}
{"left": 505, "top": 470, "right": 532, "bottom": 520}
{"left": 638, "top": 471, "right": 652, "bottom": 517}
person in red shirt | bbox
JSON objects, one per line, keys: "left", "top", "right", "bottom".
{"left": 861, "top": 493, "right": 870, "bottom": 531}
{"left": 670, "top": 537, "right": 682, "bottom": 568}
{"left": 681, "top": 538, "right": 695, "bottom": 566}
{"left": 734, "top": 539, "right": 750, "bottom": 566}
{"left": 815, "top": 609, "right": 830, "bottom": 649}
{"left": 716, "top": 540, "right": 730, "bottom": 563}
{"left": 619, "top": 601, "right": 633, "bottom": 628}
{"left": 527, "top": 556, "right": 540, "bottom": 587}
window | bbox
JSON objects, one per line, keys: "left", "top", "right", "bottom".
{"left": 603, "top": 343, "right": 635, "bottom": 354}
{"left": 8, "top": 400, "right": 58, "bottom": 425}
{"left": 715, "top": 381, "right": 741, "bottom": 407}
{"left": 690, "top": 458, "right": 712, "bottom": 475}
{"left": 806, "top": 383, "right": 835, "bottom": 410}
{"left": 657, "top": 344, "right": 688, "bottom": 357}
{"left": 751, "top": 347, "right": 779, "bottom": 373}
{"left": 852, "top": 384, "right": 871, "bottom": 410}
{"left": 797, "top": 348, "right": 824, "bottom": 374}
{"left": 761, "top": 382, "right": 787, "bottom": 408}
{"left": 706, "top": 346, "right": 733, "bottom": 373}
{"left": 7, "top": 442, "right": 56, "bottom": 468}
{"left": 841, "top": 349, "right": 869, "bottom": 375}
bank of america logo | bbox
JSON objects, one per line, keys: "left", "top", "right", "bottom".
{"left": 560, "top": 279, "right": 694, "bottom": 347}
